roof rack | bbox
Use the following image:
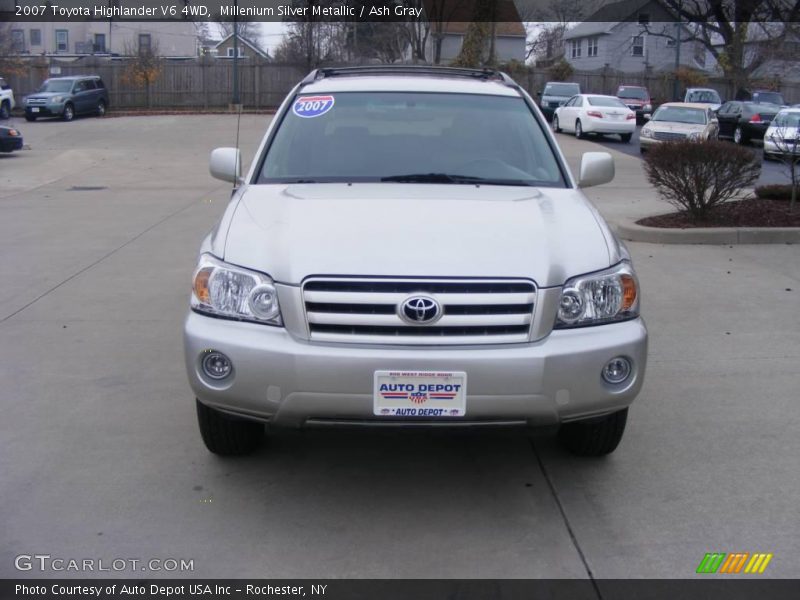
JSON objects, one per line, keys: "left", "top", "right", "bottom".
{"left": 300, "top": 65, "right": 518, "bottom": 87}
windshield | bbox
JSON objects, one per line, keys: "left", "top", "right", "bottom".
{"left": 544, "top": 83, "right": 580, "bottom": 97}
{"left": 617, "top": 88, "right": 647, "bottom": 100}
{"left": 753, "top": 92, "right": 783, "bottom": 105}
{"left": 588, "top": 96, "right": 627, "bottom": 108}
{"left": 258, "top": 92, "right": 564, "bottom": 187}
{"left": 685, "top": 89, "right": 721, "bottom": 104}
{"left": 773, "top": 112, "right": 800, "bottom": 128}
{"left": 37, "top": 80, "right": 73, "bottom": 93}
{"left": 652, "top": 106, "right": 707, "bottom": 124}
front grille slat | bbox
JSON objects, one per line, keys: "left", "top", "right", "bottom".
{"left": 654, "top": 131, "right": 686, "bottom": 141}
{"left": 303, "top": 278, "right": 536, "bottom": 345}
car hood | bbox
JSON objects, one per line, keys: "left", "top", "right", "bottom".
{"left": 219, "top": 184, "right": 614, "bottom": 288}
{"left": 647, "top": 121, "right": 706, "bottom": 134}
{"left": 26, "top": 92, "right": 66, "bottom": 99}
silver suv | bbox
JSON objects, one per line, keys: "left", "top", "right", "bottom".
{"left": 185, "top": 66, "right": 647, "bottom": 457}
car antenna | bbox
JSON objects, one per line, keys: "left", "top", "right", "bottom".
{"left": 233, "top": 103, "right": 242, "bottom": 192}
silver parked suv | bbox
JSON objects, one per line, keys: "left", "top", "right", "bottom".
{"left": 184, "top": 66, "right": 648, "bottom": 457}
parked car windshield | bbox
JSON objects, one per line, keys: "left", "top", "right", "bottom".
{"left": 652, "top": 106, "right": 707, "bottom": 124}
{"left": 544, "top": 83, "right": 580, "bottom": 96}
{"left": 773, "top": 112, "right": 800, "bottom": 127}
{"left": 588, "top": 96, "right": 627, "bottom": 107}
{"left": 685, "top": 89, "right": 721, "bottom": 104}
{"left": 37, "top": 80, "right": 73, "bottom": 93}
{"left": 259, "top": 92, "right": 565, "bottom": 187}
{"left": 753, "top": 91, "right": 783, "bottom": 105}
{"left": 617, "top": 88, "right": 647, "bottom": 99}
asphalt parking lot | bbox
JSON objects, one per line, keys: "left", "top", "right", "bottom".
{"left": 1, "top": 114, "right": 799, "bottom": 581}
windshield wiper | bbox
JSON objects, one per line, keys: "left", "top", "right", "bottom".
{"left": 380, "top": 173, "right": 534, "bottom": 186}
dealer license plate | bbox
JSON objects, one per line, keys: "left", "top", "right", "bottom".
{"left": 374, "top": 370, "right": 467, "bottom": 417}
{"left": 31, "top": 108, "right": 40, "bottom": 113}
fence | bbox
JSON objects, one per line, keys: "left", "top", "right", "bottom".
{"left": 6, "top": 56, "right": 800, "bottom": 109}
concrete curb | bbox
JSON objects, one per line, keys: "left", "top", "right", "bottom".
{"left": 615, "top": 218, "right": 800, "bottom": 245}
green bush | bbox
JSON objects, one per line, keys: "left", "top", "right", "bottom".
{"left": 642, "top": 140, "right": 760, "bottom": 221}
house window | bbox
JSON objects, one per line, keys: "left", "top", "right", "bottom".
{"left": 226, "top": 47, "right": 245, "bottom": 58}
{"left": 631, "top": 35, "right": 645, "bottom": 57}
{"left": 55, "top": 30, "right": 68, "bottom": 53}
{"left": 30, "top": 29, "right": 42, "bottom": 46}
{"left": 11, "top": 29, "right": 24, "bottom": 52}
{"left": 570, "top": 39, "right": 581, "bottom": 59}
{"left": 94, "top": 34, "right": 106, "bottom": 54}
{"left": 666, "top": 37, "right": 676, "bottom": 47}
{"left": 138, "top": 33, "right": 151, "bottom": 55}
{"left": 587, "top": 37, "right": 598, "bottom": 57}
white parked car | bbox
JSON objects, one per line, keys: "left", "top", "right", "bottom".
{"left": 0, "top": 77, "right": 15, "bottom": 120}
{"left": 552, "top": 94, "right": 636, "bottom": 142}
{"left": 763, "top": 108, "right": 800, "bottom": 161}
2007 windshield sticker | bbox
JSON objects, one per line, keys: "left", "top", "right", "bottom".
{"left": 293, "top": 95, "right": 335, "bottom": 118}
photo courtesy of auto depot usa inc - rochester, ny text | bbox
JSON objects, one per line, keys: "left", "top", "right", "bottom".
{"left": 13, "top": 583, "right": 330, "bottom": 597}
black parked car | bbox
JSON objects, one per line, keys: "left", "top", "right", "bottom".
{"left": 715, "top": 101, "right": 781, "bottom": 145}
{"left": 0, "top": 125, "right": 23, "bottom": 153}
{"left": 24, "top": 75, "right": 109, "bottom": 122}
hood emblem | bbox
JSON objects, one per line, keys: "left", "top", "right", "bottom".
{"left": 399, "top": 296, "right": 441, "bottom": 325}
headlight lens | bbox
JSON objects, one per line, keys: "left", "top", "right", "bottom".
{"left": 51, "top": 96, "right": 64, "bottom": 103}
{"left": 191, "top": 254, "right": 282, "bottom": 326}
{"left": 688, "top": 132, "right": 702, "bottom": 140}
{"left": 641, "top": 128, "right": 653, "bottom": 138}
{"left": 643, "top": 104, "right": 652, "bottom": 111}
{"left": 555, "top": 262, "right": 639, "bottom": 328}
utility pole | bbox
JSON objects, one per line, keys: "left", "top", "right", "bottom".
{"left": 232, "top": 0, "right": 240, "bottom": 105}
{"left": 672, "top": 20, "right": 681, "bottom": 101}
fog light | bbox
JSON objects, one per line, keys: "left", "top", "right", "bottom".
{"left": 602, "top": 357, "right": 632, "bottom": 384}
{"left": 201, "top": 351, "right": 232, "bottom": 380}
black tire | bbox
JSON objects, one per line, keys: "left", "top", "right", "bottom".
{"left": 553, "top": 115, "right": 561, "bottom": 133}
{"left": 97, "top": 100, "right": 106, "bottom": 117}
{"left": 62, "top": 103, "right": 75, "bottom": 122}
{"left": 25, "top": 114, "right": 36, "bottom": 122}
{"left": 621, "top": 133, "right": 633, "bottom": 143}
{"left": 558, "top": 408, "right": 628, "bottom": 457}
{"left": 196, "top": 399, "right": 263, "bottom": 456}
{"left": 733, "top": 126, "right": 748, "bottom": 145}
{"left": 0, "top": 101, "right": 9, "bottom": 120}
{"left": 575, "top": 120, "right": 585, "bottom": 139}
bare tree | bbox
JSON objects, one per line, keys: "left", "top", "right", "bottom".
{"left": 519, "top": 0, "right": 601, "bottom": 63}
{"left": 427, "top": 0, "right": 468, "bottom": 64}
{"left": 401, "top": 0, "right": 430, "bottom": 63}
{"left": 0, "top": 23, "right": 26, "bottom": 77}
{"left": 121, "top": 39, "right": 163, "bottom": 108}
{"left": 215, "top": 20, "right": 262, "bottom": 45}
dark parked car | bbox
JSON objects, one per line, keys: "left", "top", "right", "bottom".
{"left": 0, "top": 125, "right": 23, "bottom": 153}
{"left": 716, "top": 101, "right": 780, "bottom": 145}
{"left": 24, "top": 76, "right": 108, "bottom": 122}
{"left": 736, "top": 89, "right": 786, "bottom": 106}
{"left": 616, "top": 85, "right": 652, "bottom": 123}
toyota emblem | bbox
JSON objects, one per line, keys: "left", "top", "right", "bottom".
{"left": 399, "top": 296, "right": 441, "bottom": 325}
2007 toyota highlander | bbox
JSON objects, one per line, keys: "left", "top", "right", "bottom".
{"left": 184, "top": 66, "right": 648, "bottom": 457}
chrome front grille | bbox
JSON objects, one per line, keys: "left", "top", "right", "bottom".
{"left": 302, "top": 278, "right": 536, "bottom": 345}
{"left": 27, "top": 98, "right": 47, "bottom": 105}
{"left": 654, "top": 131, "right": 686, "bottom": 141}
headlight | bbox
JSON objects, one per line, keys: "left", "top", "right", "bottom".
{"left": 688, "top": 132, "right": 702, "bottom": 140}
{"left": 191, "top": 254, "right": 282, "bottom": 326}
{"left": 643, "top": 104, "right": 652, "bottom": 111}
{"left": 641, "top": 128, "right": 653, "bottom": 138}
{"left": 555, "top": 262, "right": 639, "bottom": 329}
{"left": 51, "top": 96, "right": 64, "bottom": 103}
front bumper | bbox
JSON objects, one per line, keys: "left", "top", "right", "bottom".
{"left": 25, "top": 103, "right": 65, "bottom": 117}
{"left": 184, "top": 312, "right": 648, "bottom": 428}
{"left": 0, "top": 136, "right": 23, "bottom": 152}
{"left": 764, "top": 138, "right": 800, "bottom": 155}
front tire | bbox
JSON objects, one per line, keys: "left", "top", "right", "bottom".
{"left": 553, "top": 115, "right": 561, "bottom": 133}
{"left": 62, "top": 103, "right": 75, "bottom": 122}
{"left": 25, "top": 114, "right": 36, "bottom": 122}
{"left": 575, "top": 120, "right": 585, "bottom": 139}
{"left": 96, "top": 100, "right": 106, "bottom": 117}
{"left": 196, "top": 399, "right": 263, "bottom": 456}
{"left": 558, "top": 408, "right": 628, "bottom": 457}
{"left": 0, "top": 101, "right": 9, "bottom": 120}
{"left": 621, "top": 133, "right": 633, "bottom": 143}
{"left": 733, "top": 126, "right": 747, "bottom": 145}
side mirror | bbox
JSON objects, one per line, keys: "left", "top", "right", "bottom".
{"left": 209, "top": 147, "right": 241, "bottom": 184}
{"left": 643, "top": 113, "right": 651, "bottom": 121}
{"left": 578, "top": 152, "right": 614, "bottom": 188}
